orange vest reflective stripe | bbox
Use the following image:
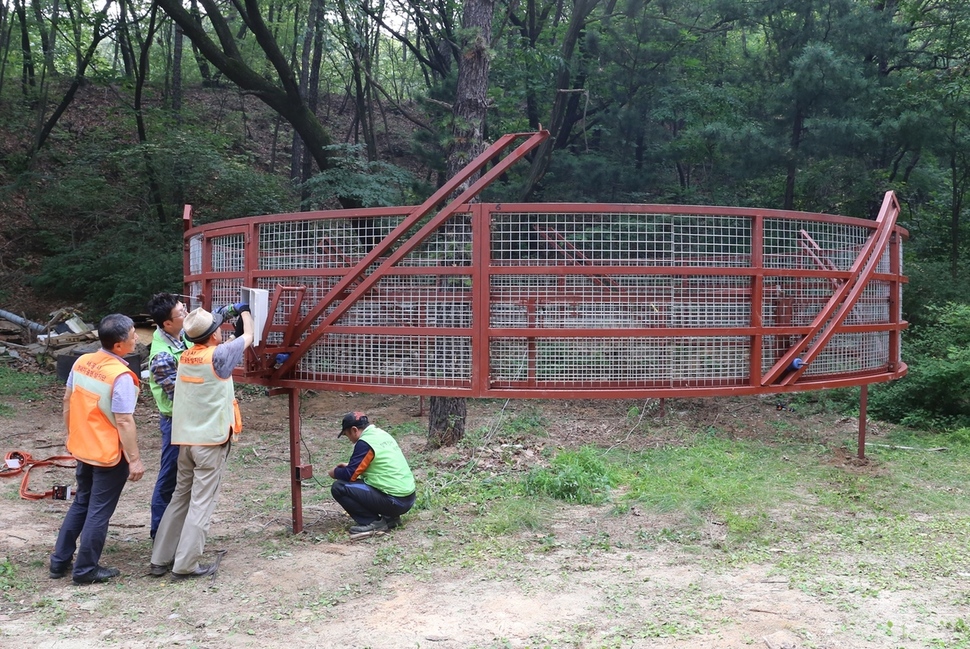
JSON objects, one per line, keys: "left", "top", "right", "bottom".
{"left": 67, "top": 350, "right": 140, "bottom": 467}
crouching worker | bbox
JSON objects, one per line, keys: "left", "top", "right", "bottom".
{"left": 329, "top": 413, "right": 416, "bottom": 537}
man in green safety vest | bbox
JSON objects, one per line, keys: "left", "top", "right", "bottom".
{"left": 329, "top": 412, "right": 416, "bottom": 538}
{"left": 145, "top": 293, "right": 188, "bottom": 539}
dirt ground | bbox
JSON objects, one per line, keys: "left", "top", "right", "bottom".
{"left": 0, "top": 381, "right": 965, "bottom": 649}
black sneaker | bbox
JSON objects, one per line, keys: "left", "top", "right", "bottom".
{"left": 349, "top": 519, "right": 389, "bottom": 536}
{"left": 385, "top": 516, "right": 402, "bottom": 529}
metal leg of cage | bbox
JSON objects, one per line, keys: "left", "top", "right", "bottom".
{"left": 858, "top": 384, "right": 868, "bottom": 460}
{"left": 289, "top": 389, "right": 304, "bottom": 534}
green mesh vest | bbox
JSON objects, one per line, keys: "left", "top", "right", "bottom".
{"left": 359, "top": 426, "right": 416, "bottom": 497}
{"left": 148, "top": 328, "right": 185, "bottom": 417}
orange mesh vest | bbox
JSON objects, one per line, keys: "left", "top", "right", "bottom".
{"left": 172, "top": 344, "right": 242, "bottom": 445}
{"left": 67, "top": 350, "right": 140, "bottom": 467}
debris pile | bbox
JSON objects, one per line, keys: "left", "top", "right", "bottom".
{"left": 0, "top": 307, "right": 149, "bottom": 378}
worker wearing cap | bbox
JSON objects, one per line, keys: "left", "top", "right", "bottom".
{"left": 149, "top": 305, "right": 252, "bottom": 579}
{"left": 329, "top": 412, "right": 416, "bottom": 536}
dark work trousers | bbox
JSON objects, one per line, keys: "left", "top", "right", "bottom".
{"left": 331, "top": 480, "right": 416, "bottom": 525}
{"left": 51, "top": 459, "right": 129, "bottom": 581}
{"left": 150, "top": 414, "right": 179, "bottom": 538}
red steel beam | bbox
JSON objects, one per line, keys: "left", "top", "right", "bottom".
{"left": 761, "top": 191, "right": 900, "bottom": 386}
{"left": 272, "top": 130, "right": 549, "bottom": 380}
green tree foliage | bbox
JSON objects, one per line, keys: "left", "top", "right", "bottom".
{"left": 870, "top": 303, "right": 970, "bottom": 429}
{"left": 32, "top": 219, "right": 182, "bottom": 314}
{"left": 23, "top": 130, "right": 293, "bottom": 314}
{"left": 301, "top": 144, "right": 415, "bottom": 209}
{"left": 5, "top": 0, "right": 970, "bottom": 431}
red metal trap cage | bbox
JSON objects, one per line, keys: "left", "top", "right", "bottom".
{"left": 181, "top": 131, "right": 907, "bottom": 531}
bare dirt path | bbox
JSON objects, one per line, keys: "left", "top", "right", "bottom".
{"left": 1, "top": 386, "right": 965, "bottom": 649}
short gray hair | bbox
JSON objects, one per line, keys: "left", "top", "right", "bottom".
{"left": 98, "top": 314, "right": 134, "bottom": 349}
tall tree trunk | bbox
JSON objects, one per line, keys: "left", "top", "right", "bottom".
{"left": 950, "top": 155, "right": 961, "bottom": 280}
{"left": 133, "top": 3, "right": 166, "bottom": 223}
{"left": 188, "top": 0, "right": 214, "bottom": 86}
{"left": 0, "top": 4, "right": 13, "bottom": 95}
{"left": 948, "top": 135, "right": 969, "bottom": 281}
{"left": 115, "top": 0, "right": 136, "bottom": 77}
{"left": 15, "top": 0, "right": 35, "bottom": 96}
{"left": 519, "top": 0, "right": 598, "bottom": 200}
{"left": 291, "top": 1, "right": 311, "bottom": 184}
{"left": 428, "top": 396, "right": 467, "bottom": 448}
{"left": 155, "top": 0, "right": 336, "bottom": 173}
{"left": 172, "top": 21, "right": 183, "bottom": 113}
{"left": 28, "top": 0, "right": 114, "bottom": 158}
{"left": 338, "top": 0, "right": 377, "bottom": 161}
{"left": 783, "top": 107, "right": 804, "bottom": 211}
{"left": 300, "top": 0, "right": 325, "bottom": 194}
{"left": 29, "top": 0, "right": 50, "bottom": 74}
{"left": 428, "top": 0, "right": 495, "bottom": 449}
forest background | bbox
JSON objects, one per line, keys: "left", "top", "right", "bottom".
{"left": 1, "top": 0, "right": 970, "bottom": 433}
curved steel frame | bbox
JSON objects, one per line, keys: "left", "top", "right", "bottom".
{"left": 180, "top": 131, "right": 908, "bottom": 531}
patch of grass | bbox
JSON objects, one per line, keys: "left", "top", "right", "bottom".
{"left": 457, "top": 404, "right": 550, "bottom": 450}
{"left": 473, "top": 496, "right": 551, "bottom": 536}
{"left": 523, "top": 446, "right": 615, "bottom": 504}
{"left": 0, "top": 364, "right": 58, "bottom": 401}
{"left": 788, "top": 387, "right": 859, "bottom": 415}
{"left": 32, "top": 596, "right": 68, "bottom": 626}
{"left": 385, "top": 421, "right": 425, "bottom": 437}
{"left": 257, "top": 536, "right": 295, "bottom": 560}
{"left": 500, "top": 404, "right": 548, "bottom": 437}
{"left": 621, "top": 435, "right": 804, "bottom": 522}
{"left": 242, "top": 481, "right": 291, "bottom": 515}
{"left": 0, "top": 558, "right": 32, "bottom": 602}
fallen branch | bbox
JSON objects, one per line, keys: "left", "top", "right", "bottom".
{"left": 748, "top": 608, "right": 782, "bottom": 615}
{"left": 864, "top": 443, "right": 948, "bottom": 452}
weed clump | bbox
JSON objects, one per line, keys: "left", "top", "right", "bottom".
{"left": 524, "top": 447, "right": 613, "bottom": 504}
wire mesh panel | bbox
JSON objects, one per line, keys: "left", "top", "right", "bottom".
{"left": 763, "top": 218, "right": 870, "bottom": 271}
{"left": 188, "top": 235, "right": 204, "bottom": 275}
{"left": 258, "top": 216, "right": 410, "bottom": 271}
{"left": 293, "top": 334, "right": 472, "bottom": 387}
{"left": 210, "top": 233, "right": 246, "bottom": 274}
{"left": 491, "top": 212, "right": 752, "bottom": 266}
{"left": 183, "top": 197, "right": 907, "bottom": 397}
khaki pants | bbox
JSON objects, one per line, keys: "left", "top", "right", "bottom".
{"left": 150, "top": 441, "right": 230, "bottom": 574}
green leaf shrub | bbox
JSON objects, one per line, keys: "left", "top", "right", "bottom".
{"left": 870, "top": 302, "right": 970, "bottom": 429}
{"left": 523, "top": 446, "right": 614, "bottom": 504}
{"left": 301, "top": 144, "right": 416, "bottom": 209}
{"left": 31, "top": 219, "right": 182, "bottom": 315}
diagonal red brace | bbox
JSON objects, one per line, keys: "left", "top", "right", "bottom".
{"left": 272, "top": 130, "right": 550, "bottom": 380}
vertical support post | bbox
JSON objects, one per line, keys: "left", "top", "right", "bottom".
{"left": 750, "top": 215, "right": 764, "bottom": 386}
{"left": 472, "top": 203, "right": 490, "bottom": 394}
{"left": 526, "top": 298, "right": 537, "bottom": 386}
{"left": 888, "top": 232, "right": 901, "bottom": 371}
{"left": 288, "top": 388, "right": 304, "bottom": 533}
{"left": 858, "top": 384, "right": 868, "bottom": 460}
